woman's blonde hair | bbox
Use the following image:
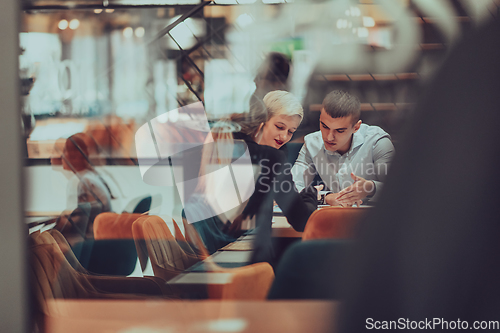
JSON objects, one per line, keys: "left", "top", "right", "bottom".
{"left": 263, "top": 90, "right": 303, "bottom": 121}
{"left": 229, "top": 95, "right": 267, "bottom": 138}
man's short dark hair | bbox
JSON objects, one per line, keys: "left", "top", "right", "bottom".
{"left": 322, "top": 90, "right": 361, "bottom": 124}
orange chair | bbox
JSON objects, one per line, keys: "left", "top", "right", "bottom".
{"left": 28, "top": 231, "right": 169, "bottom": 332}
{"left": 132, "top": 216, "right": 201, "bottom": 281}
{"left": 171, "top": 216, "right": 212, "bottom": 260}
{"left": 302, "top": 207, "right": 368, "bottom": 241}
{"left": 93, "top": 212, "right": 143, "bottom": 240}
{"left": 214, "top": 263, "right": 275, "bottom": 300}
{"left": 181, "top": 216, "right": 211, "bottom": 259}
{"left": 49, "top": 229, "right": 173, "bottom": 294}
{"left": 182, "top": 216, "right": 274, "bottom": 300}
{"left": 30, "top": 231, "right": 167, "bottom": 295}
{"left": 83, "top": 212, "right": 144, "bottom": 276}
{"left": 134, "top": 216, "right": 275, "bottom": 299}
{"left": 48, "top": 229, "right": 88, "bottom": 273}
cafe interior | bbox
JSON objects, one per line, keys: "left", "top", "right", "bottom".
{"left": 1, "top": 0, "right": 500, "bottom": 331}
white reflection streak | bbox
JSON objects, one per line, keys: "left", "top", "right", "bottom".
{"left": 460, "top": 0, "right": 498, "bottom": 25}
{"left": 231, "top": 0, "right": 495, "bottom": 75}
{"left": 371, "top": 0, "right": 421, "bottom": 73}
{"left": 233, "top": 0, "right": 422, "bottom": 73}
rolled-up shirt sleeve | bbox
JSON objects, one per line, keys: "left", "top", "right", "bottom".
{"left": 292, "top": 144, "right": 317, "bottom": 192}
{"left": 368, "top": 137, "right": 395, "bottom": 201}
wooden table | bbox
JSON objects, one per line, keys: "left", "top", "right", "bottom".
{"left": 168, "top": 251, "right": 254, "bottom": 297}
{"left": 272, "top": 216, "right": 303, "bottom": 238}
{"left": 45, "top": 299, "right": 337, "bottom": 333}
{"left": 271, "top": 206, "right": 373, "bottom": 238}
{"left": 25, "top": 213, "right": 60, "bottom": 234}
{"left": 25, "top": 210, "right": 63, "bottom": 217}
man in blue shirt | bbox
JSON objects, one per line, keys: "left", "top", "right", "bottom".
{"left": 291, "top": 90, "right": 395, "bottom": 206}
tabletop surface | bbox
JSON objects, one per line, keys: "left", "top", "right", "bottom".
{"left": 211, "top": 250, "right": 252, "bottom": 263}
{"left": 45, "top": 299, "right": 338, "bottom": 333}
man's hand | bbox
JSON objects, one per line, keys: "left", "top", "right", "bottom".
{"left": 324, "top": 192, "right": 362, "bottom": 207}
{"left": 334, "top": 173, "right": 375, "bottom": 206}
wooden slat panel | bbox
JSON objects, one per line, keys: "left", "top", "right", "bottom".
{"left": 347, "top": 74, "right": 373, "bottom": 81}
{"left": 372, "top": 74, "right": 397, "bottom": 81}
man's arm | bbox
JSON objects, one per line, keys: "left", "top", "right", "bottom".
{"left": 369, "top": 137, "right": 395, "bottom": 201}
{"left": 291, "top": 144, "right": 317, "bottom": 192}
{"left": 335, "top": 137, "right": 395, "bottom": 206}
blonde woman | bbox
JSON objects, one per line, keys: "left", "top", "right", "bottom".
{"left": 184, "top": 97, "right": 318, "bottom": 263}
{"left": 259, "top": 90, "right": 303, "bottom": 150}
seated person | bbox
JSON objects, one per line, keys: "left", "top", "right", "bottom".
{"left": 292, "top": 90, "right": 395, "bottom": 206}
{"left": 55, "top": 133, "right": 113, "bottom": 243}
{"left": 183, "top": 96, "right": 318, "bottom": 262}
{"left": 253, "top": 52, "right": 290, "bottom": 100}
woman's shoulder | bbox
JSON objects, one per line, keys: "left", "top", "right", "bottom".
{"left": 232, "top": 132, "right": 286, "bottom": 164}
{"left": 247, "top": 142, "right": 286, "bottom": 165}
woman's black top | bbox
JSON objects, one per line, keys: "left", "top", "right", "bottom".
{"left": 234, "top": 132, "right": 317, "bottom": 231}
{"left": 233, "top": 132, "right": 317, "bottom": 264}
{"left": 183, "top": 132, "right": 317, "bottom": 262}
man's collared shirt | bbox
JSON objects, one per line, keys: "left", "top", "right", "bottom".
{"left": 291, "top": 124, "right": 395, "bottom": 201}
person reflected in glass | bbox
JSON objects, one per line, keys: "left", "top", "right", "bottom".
{"left": 253, "top": 52, "right": 291, "bottom": 100}
{"left": 55, "top": 133, "right": 113, "bottom": 244}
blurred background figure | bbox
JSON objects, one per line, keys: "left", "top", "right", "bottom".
{"left": 253, "top": 52, "right": 291, "bottom": 100}
{"left": 19, "top": 47, "right": 36, "bottom": 159}
{"left": 338, "top": 16, "right": 500, "bottom": 332}
{"left": 55, "top": 133, "right": 113, "bottom": 244}
{"left": 85, "top": 115, "right": 136, "bottom": 161}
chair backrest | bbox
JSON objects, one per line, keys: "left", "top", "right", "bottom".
{"left": 130, "top": 216, "right": 150, "bottom": 272}
{"left": 48, "top": 229, "right": 88, "bottom": 273}
{"left": 267, "top": 240, "right": 351, "bottom": 300}
{"left": 93, "top": 212, "right": 143, "bottom": 240}
{"left": 216, "top": 262, "right": 275, "bottom": 300}
{"left": 171, "top": 217, "right": 198, "bottom": 257}
{"left": 302, "top": 207, "right": 368, "bottom": 241}
{"left": 182, "top": 216, "right": 210, "bottom": 259}
{"left": 132, "top": 216, "right": 200, "bottom": 281}
{"left": 122, "top": 193, "right": 162, "bottom": 215}
{"left": 28, "top": 232, "right": 98, "bottom": 315}
{"left": 87, "top": 212, "right": 143, "bottom": 276}
{"left": 132, "top": 196, "right": 152, "bottom": 214}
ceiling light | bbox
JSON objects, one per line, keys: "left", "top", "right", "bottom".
{"left": 357, "top": 27, "right": 369, "bottom": 38}
{"left": 58, "top": 19, "right": 68, "bottom": 30}
{"left": 135, "top": 27, "right": 145, "bottom": 38}
{"left": 123, "top": 27, "right": 133, "bottom": 38}
{"left": 69, "top": 19, "right": 80, "bottom": 30}
{"left": 235, "top": 13, "right": 254, "bottom": 28}
{"left": 363, "top": 16, "right": 375, "bottom": 27}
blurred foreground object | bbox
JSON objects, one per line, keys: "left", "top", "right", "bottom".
{"left": 338, "top": 16, "right": 500, "bottom": 332}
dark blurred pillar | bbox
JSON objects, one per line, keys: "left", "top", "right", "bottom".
{"left": 0, "top": 0, "right": 27, "bottom": 332}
